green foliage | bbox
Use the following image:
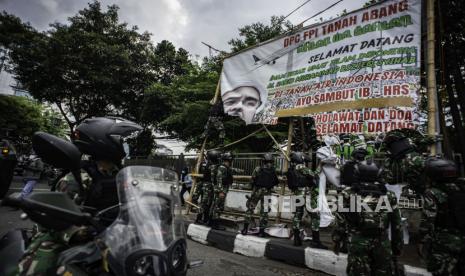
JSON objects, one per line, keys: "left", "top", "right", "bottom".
{"left": 127, "top": 128, "right": 155, "bottom": 157}
{"left": 228, "top": 15, "right": 293, "bottom": 53}
{"left": 0, "top": 95, "right": 67, "bottom": 145}
{"left": 1, "top": 2, "right": 160, "bottom": 132}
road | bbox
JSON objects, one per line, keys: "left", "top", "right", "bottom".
{"left": 0, "top": 179, "right": 320, "bottom": 276}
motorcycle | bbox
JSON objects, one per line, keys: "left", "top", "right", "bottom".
{"left": 0, "top": 132, "right": 201, "bottom": 276}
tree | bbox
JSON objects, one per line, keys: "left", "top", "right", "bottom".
{"left": 1, "top": 2, "right": 157, "bottom": 134}
{"left": 228, "top": 15, "right": 293, "bottom": 53}
{"left": 0, "top": 95, "right": 67, "bottom": 152}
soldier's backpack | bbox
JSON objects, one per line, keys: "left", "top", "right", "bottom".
{"left": 341, "top": 160, "right": 357, "bottom": 186}
{"left": 447, "top": 191, "right": 465, "bottom": 233}
{"left": 255, "top": 166, "right": 279, "bottom": 188}
{"left": 286, "top": 167, "right": 310, "bottom": 190}
{"left": 202, "top": 163, "right": 211, "bottom": 183}
{"left": 437, "top": 181, "right": 465, "bottom": 234}
{"left": 348, "top": 161, "right": 390, "bottom": 232}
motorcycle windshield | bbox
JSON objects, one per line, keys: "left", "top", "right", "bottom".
{"left": 102, "top": 166, "right": 185, "bottom": 266}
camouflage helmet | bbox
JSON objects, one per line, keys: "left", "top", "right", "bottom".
{"left": 221, "top": 151, "right": 234, "bottom": 161}
{"left": 425, "top": 157, "right": 458, "bottom": 183}
{"left": 290, "top": 152, "right": 305, "bottom": 164}
{"left": 263, "top": 153, "right": 274, "bottom": 163}
{"left": 351, "top": 136, "right": 367, "bottom": 150}
{"left": 383, "top": 130, "right": 414, "bottom": 159}
{"left": 207, "top": 150, "right": 221, "bottom": 164}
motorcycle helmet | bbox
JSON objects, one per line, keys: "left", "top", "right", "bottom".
{"left": 425, "top": 157, "right": 458, "bottom": 183}
{"left": 206, "top": 150, "right": 221, "bottom": 164}
{"left": 73, "top": 117, "right": 142, "bottom": 162}
{"left": 221, "top": 152, "right": 234, "bottom": 161}
{"left": 383, "top": 130, "right": 414, "bottom": 159}
{"left": 351, "top": 148, "right": 368, "bottom": 161}
{"left": 290, "top": 152, "right": 304, "bottom": 164}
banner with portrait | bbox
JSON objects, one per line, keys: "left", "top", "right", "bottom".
{"left": 220, "top": 0, "right": 421, "bottom": 135}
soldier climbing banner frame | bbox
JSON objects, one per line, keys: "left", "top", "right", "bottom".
{"left": 220, "top": 0, "right": 421, "bottom": 135}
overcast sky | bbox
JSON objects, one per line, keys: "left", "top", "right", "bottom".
{"left": 1, "top": 0, "right": 367, "bottom": 59}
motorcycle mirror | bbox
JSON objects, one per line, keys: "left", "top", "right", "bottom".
{"left": 32, "top": 132, "right": 81, "bottom": 170}
{"left": 188, "top": 260, "right": 204, "bottom": 269}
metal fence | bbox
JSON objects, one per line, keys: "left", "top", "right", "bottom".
{"left": 125, "top": 152, "right": 465, "bottom": 188}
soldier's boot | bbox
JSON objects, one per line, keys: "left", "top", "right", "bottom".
{"left": 195, "top": 213, "right": 203, "bottom": 224}
{"left": 258, "top": 228, "right": 266, "bottom": 238}
{"left": 309, "top": 231, "right": 328, "bottom": 249}
{"left": 293, "top": 228, "right": 302, "bottom": 246}
{"left": 241, "top": 223, "right": 249, "bottom": 235}
{"left": 202, "top": 212, "right": 210, "bottom": 224}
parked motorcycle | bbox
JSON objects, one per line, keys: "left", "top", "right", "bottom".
{"left": 0, "top": 131, "right": 201, "bottom": 275}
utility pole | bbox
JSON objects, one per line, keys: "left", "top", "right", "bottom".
{"left": 426, "top": 0, "right": 440, "bottom": 155}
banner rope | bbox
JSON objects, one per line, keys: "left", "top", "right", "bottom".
{"left": 207, "top": 126, "right": 265, "bottom": 151}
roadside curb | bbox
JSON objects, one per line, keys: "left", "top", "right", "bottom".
{"left": 186, "top": 223, "right": 431, "bottom": 276}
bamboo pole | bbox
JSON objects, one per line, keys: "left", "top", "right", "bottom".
{"left": 186, "top": 137, "right": 207, "bottom": 214}
{"left": 426, "top": 0, "right": 439, "bottom": 155}
{"left": 187, "top": 78, "right": 221, "bottom": 214}
{"left": 276, "top": 120, "right": 294, "bottom": 223}
{"left": 262, "top": 124, "right": 290, "bottom": 161}
{"left": 284, "top": 119, "right": 294, "bottom": 170}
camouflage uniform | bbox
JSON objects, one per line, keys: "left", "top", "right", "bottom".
{"left": 287, "top": 165, "right": 317, "bottom": 230}
{"left": 419, "top": 182, "right": 465, "bottom": 276}
{"left": 244, "top": 163, "right": 279, "bottom": 228}
{"left": 191, "top": 180, "right": 204, "bottom": 205}
{"left": 332, "top": 187, "right": 403, "bottom": 275}
{"left": 308, "top": 184, "right": 320, "bottom": 232}
{"left": 210, "top": 163, "right": 233, "bottom": 221}
{"left": 56, "top": 170, "right": 92, "bottom": 203}
{"left": 382, "top": 152, "right": 427, "bottom": 189}
{"left": 197, "top": 164, "right": 217, "bottom": 219}
{"left": 15, "top": 227, "right": 89, "bottom": 275}
{"left": 201, "top": 102, "right": 225, "bottom": 145}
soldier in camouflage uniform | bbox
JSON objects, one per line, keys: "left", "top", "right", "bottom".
{"left": 286, "top": 152, "right": 325, "bottom": 247}
{"left": 15, "top": 117, "right": 141, "bottom": 275}
{"left": 418, "top": 158, "right": 465, "bottom": 276}
{"left": 332, "top": 160, "right": 403, "bottom": 276}
{"left": 241, "top": 153, "right": 279, "bottom": 237}
{"left": 209, "top": 151, "right": 235, "bottom": 230}
{"left": 201, "top": 101, "right": 226, "bottom": 146}
{"left": 192, "top": 161, "right": 207, "bottom": 205}
{"left": 381, "top": 129, "right": 428, "bottom": 191}
{"left": 194, "top": 150, "right": 221, "bottom": 224}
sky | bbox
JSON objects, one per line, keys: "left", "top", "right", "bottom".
{"left": 0, "top": 0, "right": 367, "bottom": 60}
{"left": 0, "top": 0, "right": 368, "bottom": 153}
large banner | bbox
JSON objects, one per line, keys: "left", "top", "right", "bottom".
{"left": 220, "top": 0, "right": 421, "bottom": 135}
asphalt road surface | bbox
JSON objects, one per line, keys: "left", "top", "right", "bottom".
{"left": 0, "top": 179, "right": 322, "bottom": 276}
